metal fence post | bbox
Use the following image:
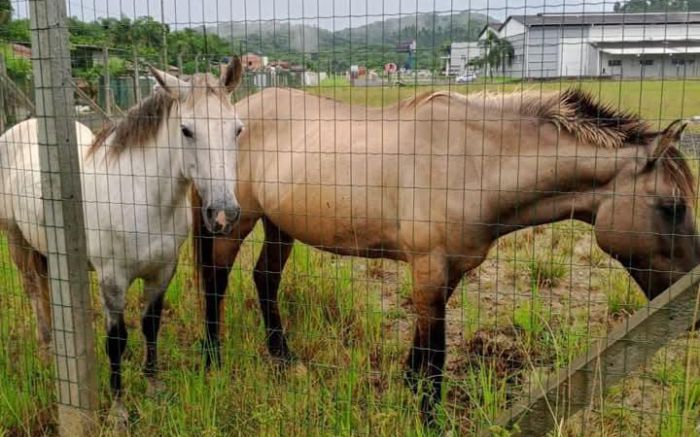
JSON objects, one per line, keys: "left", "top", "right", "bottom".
{"left": 28, "top": 0, "right": 98, "bottom": 435}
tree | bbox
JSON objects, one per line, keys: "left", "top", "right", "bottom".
{"left": 3, "top": 19, "right": 30, "bottom": 43}
{"left": 479, "top": 32, "right": 514, "bottom": 80}
{"left": 0, "top": 0, "right": 11, "bottom": 27}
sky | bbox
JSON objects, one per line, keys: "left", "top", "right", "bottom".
{"left": 12, "top": 0, "right": 616, "bottom": 30}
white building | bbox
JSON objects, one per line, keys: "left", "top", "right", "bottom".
{"left": 444, "top": 42, "right": 481, "bottom": 76}
{"left": 490, "top": 12, "right": 700, "bottom": 78}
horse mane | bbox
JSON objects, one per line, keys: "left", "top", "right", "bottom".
{"left": 88, "top": 72, "right": 227, "bottom": 160}
{"left": 88, "top": 88, "right": 175, "bottom": 159}
{"left": 660, "top": 146, "right": 696, "bottom": 202}
{"left": 401, "top": 88, "right": 695, "bottom": 200}
{"left": 555, "top": 88, "right": 655, "bottom": 148}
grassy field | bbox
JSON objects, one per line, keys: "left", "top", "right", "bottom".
{"left": 314, "top": 77, "right": 700, "bottom": 131}
{"left": 2, "top": 79, "right": 700, "bottom": 436}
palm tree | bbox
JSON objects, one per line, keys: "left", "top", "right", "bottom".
{"left": 479, "top": 32, "right": 515, "bottom": 80}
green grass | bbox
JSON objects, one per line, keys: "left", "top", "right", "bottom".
{"left": 599, "top": 268, "right": 647, "bottom": 318}
{"left": 3, "top": 78, "right": 700, "bottom": 435}
{"left": 525, "top": 254, "right": 568, "bottom": 289}
{"left": 319, "top": 75, "right": 351, "bottom": 88}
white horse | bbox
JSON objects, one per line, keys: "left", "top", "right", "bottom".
{"left": 0, "top": 57, "right": 244, "bottom": 419}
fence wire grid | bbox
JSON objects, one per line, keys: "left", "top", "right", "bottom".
{"left": 2, "top": 0, "right": 700, "bottom": 435}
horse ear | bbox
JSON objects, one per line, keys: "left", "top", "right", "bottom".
{"left": 221, "top": 55, "right": 243, "bottom": 94}
{"left": 648, "top": 119, "right": 688, "bottom": 164}
{"left": 149, "top": 65, "right": 189, "bottom": 98}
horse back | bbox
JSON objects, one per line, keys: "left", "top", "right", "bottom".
{"left": 0, "top": 119, "right": 94, "bottom": 255}
{"left": 235, "top": 88, "right": 491, "bottom": 259}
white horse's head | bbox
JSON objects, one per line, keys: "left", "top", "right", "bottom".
{"left": 150, "top": 57, "right": 244, "bottom": 234}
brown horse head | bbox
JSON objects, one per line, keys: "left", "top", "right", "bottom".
{"left": 594, "top": 119, "right": 699, "bottom": 299}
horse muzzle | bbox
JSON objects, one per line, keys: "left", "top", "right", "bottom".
{"left": 203, "top": 203, "right": 240, "bottom": 235}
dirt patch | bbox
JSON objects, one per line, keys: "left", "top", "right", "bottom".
{"left": 453, "top": 327, "right": 531, "bottom": 383}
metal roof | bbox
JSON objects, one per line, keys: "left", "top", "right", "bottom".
{"left": 503, "top": 12, "right": 700, "bottom": 29}
{"left": 477, "top": 21, "right": 503, "bottom": 37}
{"left": 600, "top": 46, "right": 700, "bottom": 55}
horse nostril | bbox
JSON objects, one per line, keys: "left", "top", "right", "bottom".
{"left": 230, "top": 207, "right": 241, "bottom": 224}
{"left": 203, "top": 207, "right": 216, "bottom": 226}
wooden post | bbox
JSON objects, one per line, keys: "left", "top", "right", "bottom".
{"left": 160, "top": 0, "right": 167, "bottom": 69}
{"left": 69, "top": 78, "right": 111, "bottom": 122}
{"left": 102, "top": 47, "right": 111, "bottom": 115}
{"left": 0, "top": 53, "right": 6, "bottom": 132}
{"left": 132, "top": 46, "right": 141, "bottom": 102}
{"left": 28, "top": 0, "right": 98, "bottom": 435}
{"left": 177, "top": 53, "right": 183, "bottom": 77}
{"left": 0, "top": 68, "right": 36, "bottom": 114}
{"left": 485, "top": 265, "right": 700, "bottom": 436}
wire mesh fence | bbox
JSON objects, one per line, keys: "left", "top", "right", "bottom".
{"left": 2, "top": 0, "right": 700, "bottom": 435}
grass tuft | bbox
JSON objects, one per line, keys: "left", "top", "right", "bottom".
{"left": 599, "top": 268, "right": 646, "bottom": 318}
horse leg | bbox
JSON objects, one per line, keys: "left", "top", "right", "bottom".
{"left": 404, "top": 253, "right": 460, "bottom": 425}
{"left": 253, "top": 218, "right": 294, "bottom": 363}
{"left": 199, "top": 217, "right": 257, "bottom": 368}
{"left": 100, "top": 276, "right": 129, "bottom": 401}
{"left": 141, "top": 263, "right": 177, "bottom": 391}
{"left": 34, "top": 256, "right": 51, "bottom": 358}
{"left": 7, "top": 228, "right": 52, "bottom": 362}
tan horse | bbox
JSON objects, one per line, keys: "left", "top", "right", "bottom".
{"left": 193, "top": 87, "right": 700, "bottom": 422}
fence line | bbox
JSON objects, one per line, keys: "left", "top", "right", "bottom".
{"left": 3, "top": 1, "right": 700, "bottom": 435}
{"left": 487, "top": 265, "right": 700, "bottom": 436}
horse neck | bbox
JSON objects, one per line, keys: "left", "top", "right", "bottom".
{"left": 491, "top": 138, "right": 644, "bottom": 236}
{"left": 108, "top": 120, "right": 189, "bottom": 207}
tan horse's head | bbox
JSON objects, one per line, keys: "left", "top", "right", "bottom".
{"left": 150, "top": 56, "right": 244, "bottom": 234}
{"left": 594, "top": 120, "right": 699, "bottom": 299}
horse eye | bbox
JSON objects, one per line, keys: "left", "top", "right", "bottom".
{"left": 659, "top": 199, "right": 687, "bottom": 222}
{"left": 235, "top": 126, "right": 244, "bottom": 137}
{"left": 181, "top": 125, "right": 194, "bottom": 139}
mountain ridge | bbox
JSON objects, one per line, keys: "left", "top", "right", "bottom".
{"left": 203, "top": 10, "right": 493, "bottom": 53}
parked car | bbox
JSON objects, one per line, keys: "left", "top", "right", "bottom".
{"left": 456, "top": 73, "right": 477, "bottom": 83}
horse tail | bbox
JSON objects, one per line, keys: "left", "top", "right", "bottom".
{"left": 6, "top": 227, "right": 53, "bottom": 361}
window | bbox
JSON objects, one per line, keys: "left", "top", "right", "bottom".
{"left": 672, "top": 59, "right": 695, "bottom": 66}
{"left": 608, "top": 59, "right": 621, "bottom": 67}
{"left": 640, "top": 59, "right": 654, "bottom": 66}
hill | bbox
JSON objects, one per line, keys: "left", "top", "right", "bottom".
{"left": 204, "top": 11, "right": 493, "bottom": 71}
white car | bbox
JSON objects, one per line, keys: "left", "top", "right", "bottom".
{"left": 456, "top": 73, "right": 477, "bottom": 83}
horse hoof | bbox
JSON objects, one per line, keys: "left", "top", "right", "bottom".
{"left": 145, "top": 377, "right": 165, "bottom": 397}
{"left": 107, "top": 400, "right": 128, "bottom": 433}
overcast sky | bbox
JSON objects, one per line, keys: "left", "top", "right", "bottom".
{"left": 13, "top": 0, "right": 615, "bottom": 29}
